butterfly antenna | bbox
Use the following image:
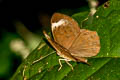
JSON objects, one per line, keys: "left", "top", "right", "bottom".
{"left": 43, "top": 30, "right": 50, "bottom": 39}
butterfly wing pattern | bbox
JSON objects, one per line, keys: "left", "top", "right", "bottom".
{"left": 51, "top": 13, "right": 80, "bottom": 49}
{"left": 51, "top": 13, "right": 100, "bottom": 59}
{"left": 69, "top": 29, "right": 100, "bottom": 59}
{"left": 43, "top": 13, "right": 100, "bottom": 70}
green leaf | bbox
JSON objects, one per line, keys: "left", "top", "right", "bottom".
{"left": 88, "top": 58, "right": 120, "bottom": 80}
{"left": 11, "top": 0, "right": 120, "bottom": 80}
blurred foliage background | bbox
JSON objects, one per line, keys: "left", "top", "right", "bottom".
{"left": 0, "top": 0, "right": 107, "bottom": 80}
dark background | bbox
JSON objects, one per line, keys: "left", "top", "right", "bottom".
{"left": 0, "top": 0, "right": 107, "bottom": 80}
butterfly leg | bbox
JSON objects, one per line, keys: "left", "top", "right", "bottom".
{"left": 23, "top": 65, "right": 27, "bottom": 80}
{"left": 32, "top": 51, "right": 55, "bottom": 65}
{"left": 58, "top": 59, "right": 67, "bottom": 71}
{"left": 65, "top": 60, "right": 74, "bottom": 70}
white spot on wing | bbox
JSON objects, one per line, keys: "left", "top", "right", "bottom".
{"left": 52, "top": 19, "right": 68, "bottom": 31}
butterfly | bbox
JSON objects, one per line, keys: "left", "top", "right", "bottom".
{"left": 43, "top": 13, "right": 100, "bottom": 71}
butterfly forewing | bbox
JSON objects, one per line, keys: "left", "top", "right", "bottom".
{"left": 69, "top": 29, "right": 100, "bottom": 57}
{"left": 51, "top": 13, "right": 80, "bottom": 49}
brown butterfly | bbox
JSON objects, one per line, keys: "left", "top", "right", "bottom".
{"left": 43, "top": 13, "right": 100, "bottom": 71}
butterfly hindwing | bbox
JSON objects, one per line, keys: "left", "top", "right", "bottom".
{"left": 69, "top": 29, "right": 100, "bottom": 57}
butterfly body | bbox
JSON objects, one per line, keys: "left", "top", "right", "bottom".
{"left": 43, "top": 31, "right": 77, "bottom": 62}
